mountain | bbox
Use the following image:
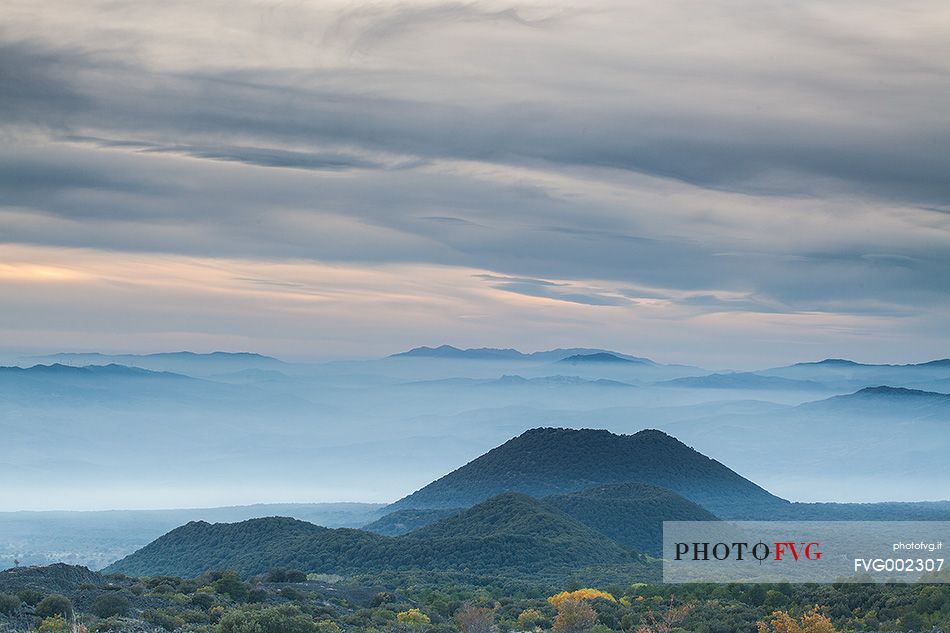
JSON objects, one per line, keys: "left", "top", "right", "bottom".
{"left": 391, "top": 345, "right": 525, "bottom": 360}
{"left": 387, "top": 428, "right": 787, "bottom": 517}
{"left": 759, "top": 358, "right": 950, "bottom": 389}
{"left": 557, "top": 352, "right": 651, "bottom": 365}
{"left": 797, "top": 386, "right": 950, "bottom": 419}
{"left": 658, "top": 372, "right": 827, "bottom": 391}
{"left": 105, "top": 517, "right": 332, "bottom": 578}
{"left": 0, "top": 363, "right": 188, "bottom": 380}
{"left": 0, "top": 363, "right": 204, "bottom": 405}
{"left": 405, "top": 375, "right": 636, "bottom": 390}
{"left": 543, "top": 483, "right": 718, "bottom": 556}
{"left": 366, "top": 483, "right": 716, "bottom": 550}
{"left": 106, "top": 494, "right": 645, "bottom": 582}
{"left": 0, "top": 503, "right": 386, "bottom": 570}
{"left": 362, "top": 508, "right": 461, "bottom": 537}
{"left": 390, "top": 346, "right": 655, "bottom": 363}
{"left": 33, "top": 351, "right": 286, "bottom": 377}
{"left": 0, "top": 563, "right": 103, "bottom": 594}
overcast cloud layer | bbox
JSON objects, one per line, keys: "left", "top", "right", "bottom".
{"left": 1, "top": 0, "right": 948, "bottom": 366}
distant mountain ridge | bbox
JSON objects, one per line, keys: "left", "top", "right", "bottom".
{"left": 391, "top": 345, "right": 655, "bottom": 364}
{"left": 791, "top": 358, "right": 950, "bottom": 368}
{"left": 387, "top": 428, "right": 787, "bottom": 517}
{"left": 557, "top": 352, "right": 652, "bottom": 366}
{"left": 0, "top": 363, "right": 190, "bottom": 379}
{"left": 658, "top": 372, "right": 827, "bottom": 391}
{"left": 29, "top": 351, "right": 286, "bottom": 377}
{"left": 42, "top": 351, "right": 279, "bottom": 362}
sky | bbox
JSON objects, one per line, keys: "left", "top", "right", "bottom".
{"left": 1, "top": 0, "right": 949, "bottom": 368}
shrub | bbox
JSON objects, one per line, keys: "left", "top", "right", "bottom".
{"left": 17, "top": 588, "right": 44, "bottom": 607}
{"left": 92, "top": 593, "right": 130, "bottom": 618}
{"left": 214, "top": 572, "right": 250, "bottom": 602}
{"left": 265, "top": 569, "right": 308, "bottom": 583}
{"left": 279, "top": 586, "right": 306, "bottom": 601}
{"left": 180, "top": 608, "right": 212, "bottom": 624}
{"left": 757, "top": 607, "right": 838, "bottom": 633}
{"left": 0, "top": 593, "right": 19, "bottom": 616}
{"left": 248, "top": 588, "right": 269, "bottom": 603}
{"left": 548, "top": 590, "right": 616, "bottom": 608}
{"left": 90, "top": 616, "right": 124, "bottom": 632}
{"left": 397, "top": 608, "right": 431, "bottom": 629}
{"left": 456, "top": 604, "right": 495, "bottom": 633}
{"left": 36, "top": 594, "right": 73, "bottom": 619}
{"left": 518, "top": 608, "right": 548, "bottom": 630}
{"left": 371, "top": 592, "right": 396, "bottom": 607}
{"left": 217, "top": 604, "right": 319, "bottom": 633}
{"left": 38, "top": 615, "right": 69, "bottom": 633}
{"left": 553, "top": 599, "right": 597, "bottom": 633}
{"left": 143, "top": 608, "right": 185, "bottom": 631}
{"left": 191, "top": 592, "right": 216, "bottom": 610}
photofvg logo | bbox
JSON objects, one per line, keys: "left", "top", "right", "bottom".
{"left": 663, "top": 521, "right": 949, "bottom": 584}
{"left": 674, "top": 540, "right": 822, "bottom": 562}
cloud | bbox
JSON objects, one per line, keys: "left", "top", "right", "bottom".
{"left": 0, "top": 0, "right": 948, "bottom": 362}
{"left": 477, "top": 274, "right": 631, "bottom": 306}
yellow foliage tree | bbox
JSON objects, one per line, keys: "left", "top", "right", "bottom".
{"left": 548, "top": 588, "right": 617, "bottom": 608}
{"left": 757, "top": 607, "right": 838, "bottom": 633}
{"left": 397, "top": 608, "right": 431, "bottom": 628}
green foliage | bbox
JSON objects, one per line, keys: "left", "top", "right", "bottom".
{"left": 0, "top": 593, "right": 19, "bottom": 616}
{"left": 108, "top": 496, "right": 648, "bottom": 583}
{"left": 35, "top": 594, "right": 72, "bottom": 619}
{"left": 264, "top": 568, "right": 308, "bottom": 583}
{"left": 544, "top": 483, "right": 717, "bottom": 556}
{"left": 314, "top": 620, "right": 341, "bottom": 633}
{"left": 37, "top": 614, "right": 69, "bottom": 633}
{"left": 143, "top": 608, "right": 186, "bottom": 631}
{"left": 217, "top": 604, "right": 320, "bottom": 633}
{"left": 215, "top": 571, "right": 251, "bottom": 601}
{"left": 17, "top": 588, "right": 44, "bottom": 606}
{"left": 518, "top": 607, "right": 548, "bottom": 630}
{"left": 280, "top": 586, "right": 307, "bottom": 600}
{"left": 92, "top": 592, "right": 131, "bottom": 618}
{"left": 387, "top": 428, "right": 784, "bottom": 516}
{"left": 191, "top": 591, "right": 216, "bottom": 609}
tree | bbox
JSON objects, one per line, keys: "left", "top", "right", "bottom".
{"left": 549, "top": 589, "right": 617, "bottom": 608}
{"left": 265, "top": 568, "right": 308, "bottom": 583}
{"left": 214, "top": 571, "right": 250, "bottom": 602}
{"left": 554, "top": 599, "right": 597, "bottom": 633}
{"left": 517, "top": 608, "right": 548, "bottom": 631}
{"left": 92, "top": 592, "right": 131, "bottom": 618}
{"left": 456, "top": 603, "right": 495, "bottom": 633}
{"left": 217, "top": 605, "right": 318, "bottom": 633}
{"left": 37, "top": 615, "right": 69, "bottom": 633}
{"left": 397, "top": 608, "right": 431, "bottom": 629}
{"left": 17, "top": 588, "right": 43, "bottom": 606}
{"left": 757, "top": 607, "right": 838, "bottom": 633}
{"left": 635, "top": 595, "right": 693, "bottom": 633}
{"left": 35, "top": 594, "right": 73, "bottom": 619}
{"left": 0, "top": 593, "right": 19, "bottom": 616}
